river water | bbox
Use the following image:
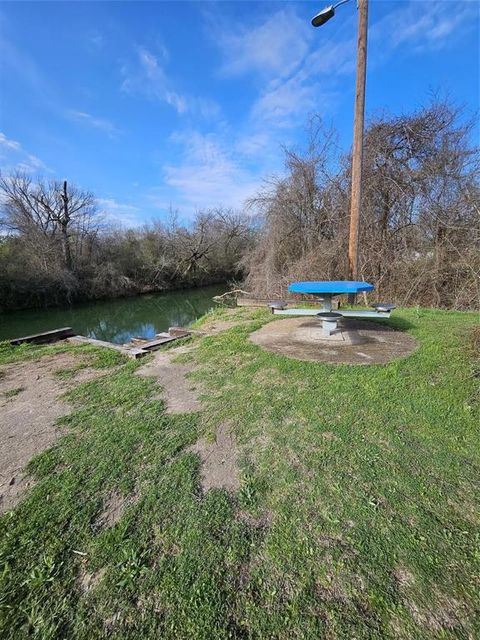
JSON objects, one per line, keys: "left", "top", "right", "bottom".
{"left": 0, "top": 284, "right": 225, "bottom": 344}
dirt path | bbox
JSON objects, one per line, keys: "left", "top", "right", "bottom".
{"left": 187, "top": 422, "right": 240, "bottom": 492}
{"left": 136, "top": 338, "right": 241, "bottom": 491}
{"left": 136, "top": 346, "right": 203, "bottom": 414}
{"left": 0, "top": 352, "right": 104, "bottom": 513}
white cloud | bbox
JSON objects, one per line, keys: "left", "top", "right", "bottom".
{"left": 250, "top": 33, "right": 353, "bottom": 128}
{"left": 97, "top": 198, "right": 143, "bottom": 228}
{"left": 86, "top": 29, "right": 104, "bottom": 51}
{"left": 154, "top": 130, "right": 265, "bottom": 214}
{"left": 234, "top": 132, "right": 271, "bottom": 156}
{"left": 121, "top": 46, "right": 221, "bottom": 120}
{"left": 121, "top": 46, "right": 187, "bottom": 114}
{"left": 0, "top": 132, "right": 49, "bottom": 172}
{"left": 370, "top": 0, "right": 478, "bottom": 54}
{"left": 210, "top": 7, "right": 352, "bottom": 129}
{"left": 25, "top": 153, "right": 46, "bottom": 169}
{"left": 211, "top": 1, "right": 475, "bottom": 132}
{"left": 153, "top": 0, "right": 475, "bottom": 220}
{"left": 67, "top": 110, "right": 121, "bottom": 137}
{"left": 0, "top": 132, "right": 21, "bottom": 151}
{"left": 215, "top": 8, "right": 312, "bottom": 80}
{"left": 194, "top": 97, "right": 222, "bottom": 121}
{"left": 252, "top": 75, "right": 317, "bottom": 127}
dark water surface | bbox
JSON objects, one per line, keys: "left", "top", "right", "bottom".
{"left": 0, "top": 284, "right": 225, "bottom": 344}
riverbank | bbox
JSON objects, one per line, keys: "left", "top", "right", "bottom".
{"left": 0, "top": 284, "right": 225, "bottom": 344}
{"left": 0, "top": 306, "right": 479, "bottom": 638}
{"left": 0, "top": 277, "right": 231, "bottom": 315}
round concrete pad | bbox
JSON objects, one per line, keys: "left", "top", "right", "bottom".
{"left": 249, "top": 317, "right": 417, "bottom": 365}
{"left": 293, "top": 323, "right": 368, "bottom": 345}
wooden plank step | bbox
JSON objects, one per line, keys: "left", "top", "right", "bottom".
{"left": 139, "top": 336, "right": 179, "bottom": 350}
{"left": 132, "top": 329, "right": 191, "bottom": 345}
{"left": 10, "top": 327, "right": 75, "bottom": 346}
{"left": 168, "top": 327, "right": 191, "bottom": 337}
{"left": 67, "top": 335, "right": 147, "bottom": 359}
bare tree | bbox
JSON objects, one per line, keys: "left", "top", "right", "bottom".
{"left": 0, "top": 172, "right": 99, "bottom": 271}
{"left": 244, "top": 101, "right": 480, "bottom": 310}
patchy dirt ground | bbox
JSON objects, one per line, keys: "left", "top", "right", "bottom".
{"left": 136, "top": 337, "right": 241, "bottom": 491}
{"left": 94, "top": 489, "right": 139, "bottom": 531}
{"left": 187, "top": 422, "right": 240, "bottom": 492}
{"left": 250, "top": 317, "right": 418, "bottom": 365}
{"left": 77, "top": 565, "right": 107, "bottom": 595}
{"left": 136, "top": 345, "right": 203, "bottom": 414}
{"left": 0, "top": 352, "right": 105, "bottom": 514}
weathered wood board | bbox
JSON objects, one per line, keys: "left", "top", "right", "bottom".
{"left": 67, "top": 335, "right": 147, "bottom": 359}
{"left": 168, "top": 327, "right": 191, "bottom": 338}
{"left": 138, "top": 336, "right": 179, "bottom": 351}
{"left": 10, "top": 327, "right": 75, "bottom": 346}
{"left": 68, "top": 328, "right": 192, "bottom": 358}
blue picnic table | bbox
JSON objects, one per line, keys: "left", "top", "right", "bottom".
{"left": 267, "top": 280, "right": 396, "bottom": 339}
{"left": 270, "top": 280, "right": 394, "bottom": 323}
{"left": 288, "top": 280, "right": 374, "bottom": 312}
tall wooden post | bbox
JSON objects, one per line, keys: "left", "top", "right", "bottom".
{"left": 348, "top": 0, "right": 368, "bottom": 300}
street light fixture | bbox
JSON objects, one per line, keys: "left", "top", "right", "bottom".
{"left": 311, "top": 0, "right": 351, "bottom": 27}
{"left": 311, "top": 0, "right": 369, "bottom": 299}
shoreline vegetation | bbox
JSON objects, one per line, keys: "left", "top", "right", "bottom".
{"left": 0, "top": 305, "right": 479, "bottom": 638}
{"left": 0, "top": 278, "right": 229, "bottom": 316}
{"left": 0, "top": 284, "right": 226, "bottom": 345}
{"left": 1, "top": 100, "right": 479, "bottom": 315}
{"left": 0, "top": 188, "right": 251, "bottom": 313}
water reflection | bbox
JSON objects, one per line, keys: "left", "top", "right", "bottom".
{"left": 0, "top": 285, "right": 225, "bottom": 344}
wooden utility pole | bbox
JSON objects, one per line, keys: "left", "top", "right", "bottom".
{"left": 348, "top": 0, "right": 368, "bottom": 294}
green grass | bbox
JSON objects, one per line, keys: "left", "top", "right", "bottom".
{"left": 0, "top": 307, "right": 479, "bottom": 639}
{"left": 2, "top": 386, "right": 24, "bottom": 398}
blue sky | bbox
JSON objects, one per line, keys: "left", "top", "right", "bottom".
{"left": 0, "top": 0, "right": 478, "bottom": 227}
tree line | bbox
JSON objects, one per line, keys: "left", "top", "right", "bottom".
{"left": 0, "top": 176, "right": 253, "bottom": 311}
{"left": 244, "top": 100, "right": 479, "bottom": 310}
{"left": 1, "top": 99, "right": 478, "bottom": 312}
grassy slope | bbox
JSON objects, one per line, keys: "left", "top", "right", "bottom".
{"left": 0, "top": 308, "right": 478, "bottom": 639}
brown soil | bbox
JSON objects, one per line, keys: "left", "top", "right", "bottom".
{"left": 238, "top": 509, "right": 273, "bottom": 530}
{"left": 321, "top": 431, "right": 338, "bottom": 440}
{"left": 187, "top": 422, "right": 240, "bottom": 492}
{"left": 249, "top": 317, "right": 417, "bottom": 365}
{"left": 392, "top": 567, "right": 415, "bottom": 589}
{"left": 94, "top": 490, "right": 138, "bottom": 530}
{"left": 78, "top": 565, "right": 106, "bottom": 595}
{"left": 0, "top": 352, "right": 107, "bottom": 514}
{"left": 137, "top": 337, "right": 241, "bottom": 491}
{"left": 136, "top": 346, "right": 203, "bottom": 414}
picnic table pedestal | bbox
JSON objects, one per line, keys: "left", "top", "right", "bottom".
{"left": 317, "top": 312, "right": 343, "bottom": 337}
{"left": 318, "top": 294, "right": 333, "bottom": 312}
